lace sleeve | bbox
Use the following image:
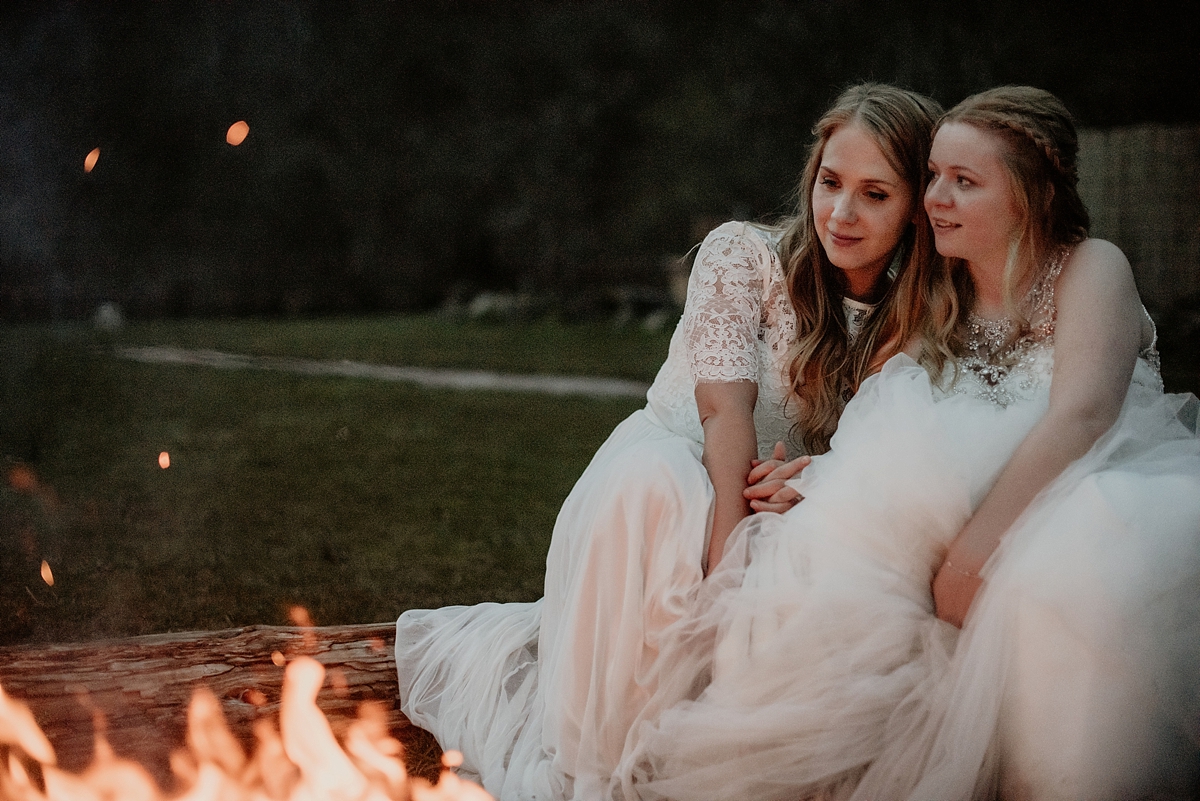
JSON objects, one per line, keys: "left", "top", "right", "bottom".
{"left": 684, "top": 224, "right": 766, "bottom": 384}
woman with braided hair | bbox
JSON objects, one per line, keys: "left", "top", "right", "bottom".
{"left": 617, "top": 86, "right": 1200, "bottom": 800}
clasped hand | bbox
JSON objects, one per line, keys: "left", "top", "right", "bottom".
{"left": 743, "top": 441, "right": 810, "bottom": 513}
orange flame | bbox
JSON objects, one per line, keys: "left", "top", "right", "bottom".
{"left": 0, "top": 657, "right": 495, "bottom": 800}
{"left": 329, "top": 667, "right": 350, "bottom": 698}
{"left": 287, "top": 606, "right": 314, "bottom": 628}
{"left": 158, "top": 452, "right": 170, "bottom": 469}
{"left": 287, "top": 605, "right": 319, "bottom": 652}
{"left": 84, "top": 147, "right": 100, "bottom": 173}
{"left": 226, "top": 121, "right": 249, "bottom": 146}
{"left": 40, "top": 560, "right": 54, "bottom": 587}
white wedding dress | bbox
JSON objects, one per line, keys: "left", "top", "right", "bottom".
{"left": 395, "top": 221, "right": 876, "bottom": 800}
{"left": 616, "top": 258, "right": 1200, "bottom": 800}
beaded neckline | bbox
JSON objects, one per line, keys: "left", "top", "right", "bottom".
{"left": 953, "top": 248, "right": 1069, "bottom": 404}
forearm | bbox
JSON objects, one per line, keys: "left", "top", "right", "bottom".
{"left": 948, "top": 409, "right": 1117, "bottom": 570}
{"left": 701, "top": 411, "right": 759, "bottom": 573}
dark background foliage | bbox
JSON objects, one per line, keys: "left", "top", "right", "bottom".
{"left": 2, "top": 0, "right": 1197, "bottom": 319}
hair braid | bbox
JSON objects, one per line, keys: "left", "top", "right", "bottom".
{"left": 934, "top": 85, "right": 1090, "bottom": 337}
{"left": 993, "top": 116, "right": 1071, "bottom": 181}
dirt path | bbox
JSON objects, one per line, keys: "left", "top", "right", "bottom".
{"left": 117, "top": 345, "right": 651, "bottom": 399}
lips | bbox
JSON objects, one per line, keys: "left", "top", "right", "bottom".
{"left": 826, "top": 230, "right": 863, "bottom": 245}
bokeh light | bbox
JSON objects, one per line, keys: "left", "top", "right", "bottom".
{"left": 226, "top": 120, "right": 249, "bottom": 146}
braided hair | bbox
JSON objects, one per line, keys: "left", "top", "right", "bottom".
{"left": 936, "top": 86, "right": 1090, "bottom": 328}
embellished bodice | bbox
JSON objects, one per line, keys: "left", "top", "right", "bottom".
{"left": 941, "top": 249, "right": 1162, "bottom": 406}
{"left": 645, "top": 221, "right": 875, "bottom": 458}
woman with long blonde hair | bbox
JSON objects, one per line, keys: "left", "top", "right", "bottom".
{"left": 395, "top": 83, "right": 943, "bottom": 801}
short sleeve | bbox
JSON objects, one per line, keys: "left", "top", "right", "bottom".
{"left": 683, "top": 224, "right": 765, "bottom": 384}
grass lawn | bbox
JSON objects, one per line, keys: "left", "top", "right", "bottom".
{"left": 0, "top": 316, "right": 670, "bottom": 646}
{"left": 3, "top": 314, "right": 1197, "bottom": 648}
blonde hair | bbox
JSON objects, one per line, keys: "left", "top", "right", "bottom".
{"left": 775, "top": 83, "right": 943, "bottom": 454}
{"left": 934, "top": 86, "right": 1090, "bottom": 344}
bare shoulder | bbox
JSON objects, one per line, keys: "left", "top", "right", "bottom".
{"left": 1062, "top": 238, "right": 1133, "bottom": 283}
{"left": 1058, "top": 238, "right": 1138, "bottom": 301}
{"left": 1056, "top": 238, "right": 1144, "bottom": 338}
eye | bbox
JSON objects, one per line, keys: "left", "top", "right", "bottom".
{"left": 866, "top": 190, "right": 889, "bottom": 202}
{"left": 819, "top": 177, "right": 838, "bottom": 189}
{"left": 956, "top": 174, "right": 973, "bottom": 187}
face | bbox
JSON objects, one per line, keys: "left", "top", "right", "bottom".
{"left": 924, "top": 122, "right": 1023, "bottom": 273}
{"left": 812, "top": 122, "right": 915, "bottom": 300}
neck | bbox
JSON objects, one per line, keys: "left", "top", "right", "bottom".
{"left": 966, "top": 257, "right": 1007, "bottom": 317}
{"left": 843, "top": 269, "right": 888, "bottom": 304}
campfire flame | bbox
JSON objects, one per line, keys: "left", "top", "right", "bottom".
{"left": 84, "top": 148, "right": 100, "bottom": 173}
{"left": 39, "top": 561, "right": 53, "bottom": 587}
{"left": 0, "top": 658, "right": 493, "bottom": 801}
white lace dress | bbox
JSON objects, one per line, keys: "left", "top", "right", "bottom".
{"left": 617, "top": 259, "right": 1200, "bottom": 800}
{"left": 395, "top": 221, "right": 874, "bottom": 801}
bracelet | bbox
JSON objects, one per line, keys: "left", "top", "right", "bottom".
{"left": 943, "top": 557, "right": 980, "bottom": 579}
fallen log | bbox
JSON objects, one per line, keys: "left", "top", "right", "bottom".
{"left": 0, "top": 622, "right": 442, "bottom": 788}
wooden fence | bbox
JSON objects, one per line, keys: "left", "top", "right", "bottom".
{"left": 1077, "top": 124, "right": 1200, "bottom": 311}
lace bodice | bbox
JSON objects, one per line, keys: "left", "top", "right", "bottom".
{"left": 645, "top": 221, "right": 873, "bottom": 458}
{"left": 942, "top": 249, "right": 1162, "bottom": 405}
{"left": 683, "top": 222, "right": 797, "bottom": 385}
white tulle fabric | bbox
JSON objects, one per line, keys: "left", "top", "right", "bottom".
{"left": 615, "top": 351, "right": 1200, "bottom": 800}
{"left": 397, "top": 221, "right": 818, "bottom": 800}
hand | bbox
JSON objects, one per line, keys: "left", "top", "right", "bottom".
{"left": 743, "top": 441, "right": 810, "bottom": 514}
{"left": 931, "top": 557, "right": 984, "bottom": 628}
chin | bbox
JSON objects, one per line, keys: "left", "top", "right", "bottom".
{"left": 931, "top": 240, "right": 963, "bottom": 261}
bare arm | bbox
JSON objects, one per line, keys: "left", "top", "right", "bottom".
{"left": 934, "top": 240, "right": 1144, "bottom": 626}
{"left": 696, "top": 380, "right": 760, "bottom": 574}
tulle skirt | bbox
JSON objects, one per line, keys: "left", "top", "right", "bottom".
{"left": 617, "top": 357, "right": 1200, "bottom": 801}
{"left": 396, "top": 408, "right": 715, "bottom": 801}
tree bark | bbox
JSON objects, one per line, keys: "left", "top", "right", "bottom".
{"left": 0, "top": 623, "right": 442, "bottom": 788}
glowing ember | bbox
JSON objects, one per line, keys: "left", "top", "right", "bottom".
{"left": 6, "top": 464, "right": 38, "bottom": 494}
{"left": 159, "top": 451, "right": 170, "bottom": 469}
{"left": 84, "top": 147, "right": 100, "bottom": 173}
{"left": 226, "top": 120, "right": 249, "bottom": 146}
{"left": 0, "top": 657, "right": 495, "bottom": 800}
{"left": 40, "top": 560, "right": 54, "bottom": 587}
{"left": 241, "top": 688, "right": 268, "bottom": 707}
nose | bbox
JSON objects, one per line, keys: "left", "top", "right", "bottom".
{"left": 924, "top": 174, "right": 948, "bottom": 211}
{"left": 830, "top": 191, "right": 857, "bottom": 224}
